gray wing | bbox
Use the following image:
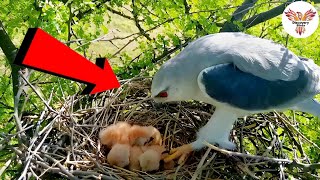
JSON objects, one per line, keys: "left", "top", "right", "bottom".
{"left": 187, "top": 33, "right": 308, "bottom": 81}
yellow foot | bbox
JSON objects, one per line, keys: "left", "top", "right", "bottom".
{"left": 163, "top": 144, "right": 193, "bottom": 164}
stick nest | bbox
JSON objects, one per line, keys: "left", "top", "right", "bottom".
{"left": 11, "top": 78, "right": 320, "bottom": 179}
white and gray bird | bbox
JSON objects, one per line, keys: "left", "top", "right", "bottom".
{"left": 151, "top": 32, "right": 320, "bottom": 163}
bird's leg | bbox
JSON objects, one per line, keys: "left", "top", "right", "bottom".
{"left": 163, "top": 144, "right": 193, "bottom": 164}
{"left": 193, "top": 108, "right": 238, "bottom": 150}
{"left": 164, "top": 108, "right": 238, "bottom": 164}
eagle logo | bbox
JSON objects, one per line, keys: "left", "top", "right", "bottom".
{"left": 284, "top": 9, "right": 316, "bottom": 35}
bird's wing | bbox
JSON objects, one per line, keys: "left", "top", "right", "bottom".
{"left": 190, "top": 33, "right": 305, "bottom": 81}
{"left": 302, "top": 9, "right": 316, "bottom": 21}
{"left": 285, "top": 9, "right": 300, "bottom": 21}
{"left": 197, "top": 63, "right": 312, "bottom": 111}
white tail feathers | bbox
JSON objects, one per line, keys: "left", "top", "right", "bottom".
{"left": 292, "top": 99, "right": 320, "bottom": 118}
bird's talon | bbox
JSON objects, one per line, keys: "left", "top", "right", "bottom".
{"left": 163, "top": 144, "right": 193, "bottom": 164}
{"left": 178, "top": 152, "right": 190, "bottom": 165}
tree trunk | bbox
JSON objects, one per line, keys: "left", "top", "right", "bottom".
{"left": 0, "top": 21, "right": 19, "bottom": 97}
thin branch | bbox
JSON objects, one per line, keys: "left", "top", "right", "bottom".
{"left": 131, "top": 0, "right": 151, "bottom": 40}
{"left": 204, "top": 141, "right": 291, "bottom": 163}
{"left": 183, "top": 0, "right": 191, "bottom": 14}
{"left": 0, "top": 156, "right": 15, "bottom": 176}
{"left": 18, "top": 71, "right": 58, "bottom": 114}
{"left": 0, "top": 21, "right": 19, "bottom": 96}
{"left": 220, "top": 0, "right": 258, "bottom": 32}
{"left": 66, "top": 2, "right": 73, "bottom": 47}
{"left": 105, "top": 5, "right": 136, "bottom": 21}
{"left": 75, "top": 0, "right": 111, "bottom": 20}
{"left": 205, "top": 139, "right": 320, "bottom": 172}
{"left": 241, "top": 1, "right": 289, "bottom": 29}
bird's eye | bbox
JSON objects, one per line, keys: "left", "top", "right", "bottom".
{"left": 156, "top": 91, "right": 168, "bottom": 98}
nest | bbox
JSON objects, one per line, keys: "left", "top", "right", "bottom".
{"left": 12, "top": 78, "right": 320, "bottom": 179}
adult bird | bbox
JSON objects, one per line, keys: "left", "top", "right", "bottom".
{"left": 151, "top": 32, "right": 320, "bottom": 163}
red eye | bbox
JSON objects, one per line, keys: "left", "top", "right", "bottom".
{"left": 156, "top": 91, "right": 168, "bottom": 98}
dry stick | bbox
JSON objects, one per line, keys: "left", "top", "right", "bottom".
{"left": 124, "top": 96, "right": 152, "bottom": 121}
{"left": 204, "top": 141, "right": 291, "bottom": 163}
{"left": 43, "top": 154, "right": 78, "bottom": 180}
{"left": 18, "top": 71, "right": 58, "bottom": 114}
{"left": 29, "top": 167, "right": 41, "bottom": 179}
{"left": 29, "top": 90, "right": 54, "bottom": 150}
{"left": 13, "top": 72, "right": 27, "bottom": 141}
{"left": 0, "top": 156, "right": 15, "bottom": 176}
{"left": 205, "top": 141, "right": 320, "bottom": 172}
{"left": 70, "top": 171, "right": 117, "bottom": 180}
{"left": 274, "top": 111, "right": 320, "bottom": 150}
{"left": 18, "top": 120, "right": 55, "bottom": 180}
{"left": 83, "top": 86, "right": 125, "bottom": 124}
{"left": 191, "top": 148, "right": 211, "bottom": 180}
{"left": 235, "top": 160, "right": 259, "bottom": 179}
{"left": 200, "top": 152, "right": 217, "bottom": 170}
{"left": 83, "top": 151, "right": 110, "bottom": 175}
{"left": 18, "top": 105, "right": 58, "bottom": 179}
{"left": 113, "top": 97, "right": 153, "bottom": 106}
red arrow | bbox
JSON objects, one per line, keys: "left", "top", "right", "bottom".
{"left": 14, "top": 28, "right": 120, "bottom": 94}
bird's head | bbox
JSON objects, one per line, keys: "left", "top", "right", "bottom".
{"left": 151, "top": 61, "right": 189, "bottom": 103}
{"left": 151, "top": 66, "right": 175, "bottom": 103}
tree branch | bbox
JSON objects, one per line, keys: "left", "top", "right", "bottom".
{"left": 131, "top": 0, "right": 151, "bottom": 40}
{"left": 205, "top": 141, "right": 320, "bottom": 172}
{"left": 220, "top": 0, "right": 258, "bottom": 32}
{"left": 66, "top": 3, "right": 73, "bottom": 47}
{"left": 241, "top": 0, "right": 320, "bottom": 29}
{"left": 241, "top": 1, "right": 288, "bottom": 29}
{"left": 0, "top": 21, "right": 19, "bottom": 96}
{"left": 75, "top": 0, "right": 110, "bottom": 20}
{"left": 183, "top": 0, "right": 191, "bottom": 14}
{"left": 105, "top": 5, "right": 136, "bottom": 20}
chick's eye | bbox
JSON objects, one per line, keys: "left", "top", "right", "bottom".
{"left": 156, "top": 91, "right": 168, "bottom": 98}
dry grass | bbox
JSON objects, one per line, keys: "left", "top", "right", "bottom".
{"left": 4, "top": 77, "right": 320, "bottom": 179}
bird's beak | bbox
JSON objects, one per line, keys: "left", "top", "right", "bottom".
{"left": 153, "top": 101, "right": 167, "bottom": 108}
{"left": 153, "top": 97, "right": 162, "bottom": 103}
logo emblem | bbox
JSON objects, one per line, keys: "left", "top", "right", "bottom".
{"left": 282, "top": 1, "right": 319, "bottom": 38}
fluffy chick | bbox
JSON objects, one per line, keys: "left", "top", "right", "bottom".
{"left": 129, "top": 146, "right": 144, "bottom": 171}
{"left": 139, "top": 145, "right": 166, "bottom": 172}
{"left": 129, "top": 125, "right": 162, "bottom": 146}
{"left": 107, "top": 144, "right": 130, "bottom": 167}
{"left": 139, "top": 149, "right": 161, "bottom": 172}
{"left": 99, "top": 122, "right": 131, "bottom": 148}
{"left": 116, "top": 122, "right": 131, "bottom": 144}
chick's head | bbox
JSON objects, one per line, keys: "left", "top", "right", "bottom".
{"left": 129, "top": 125, "right": 162, "bottom": 146}
{"left": 107, "top": 144, "right": 130, "bottom": 167}
{"left": 99, "top": 124, "right": 120, "bottom": 148}
{"left": 139, "top": 149, "right": 161, "bottom": 172}
{"left": 99, "top": 122, "right": 131, "bottom": 147}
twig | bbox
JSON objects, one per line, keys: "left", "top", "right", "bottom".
{"left": 0, "top": 156, "right": 15, "bottom": 177}
{"left": 274, "top": 111, "right": 320, "bottom": 150}
{"left": 132, "top": 0, "right": 151, "bottom": 40}
{"left": 18, "top": 71, "right": 58, "bottom": 114}
{"left": 204, "top": 141, "right": 291, "bottom": 163}
{"left": 191, "top": 148, "right": 212, "bottom": 180}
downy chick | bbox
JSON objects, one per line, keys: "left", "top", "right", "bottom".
{"left": 107, "top": 143, "right": 131, "bottom": 167}
{"left": 129, "top": 125, "right": 162, "bottom": 146}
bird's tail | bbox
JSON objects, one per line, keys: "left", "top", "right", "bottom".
{"left": 292, "top": 99, "right": 320, "bottom": 118}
